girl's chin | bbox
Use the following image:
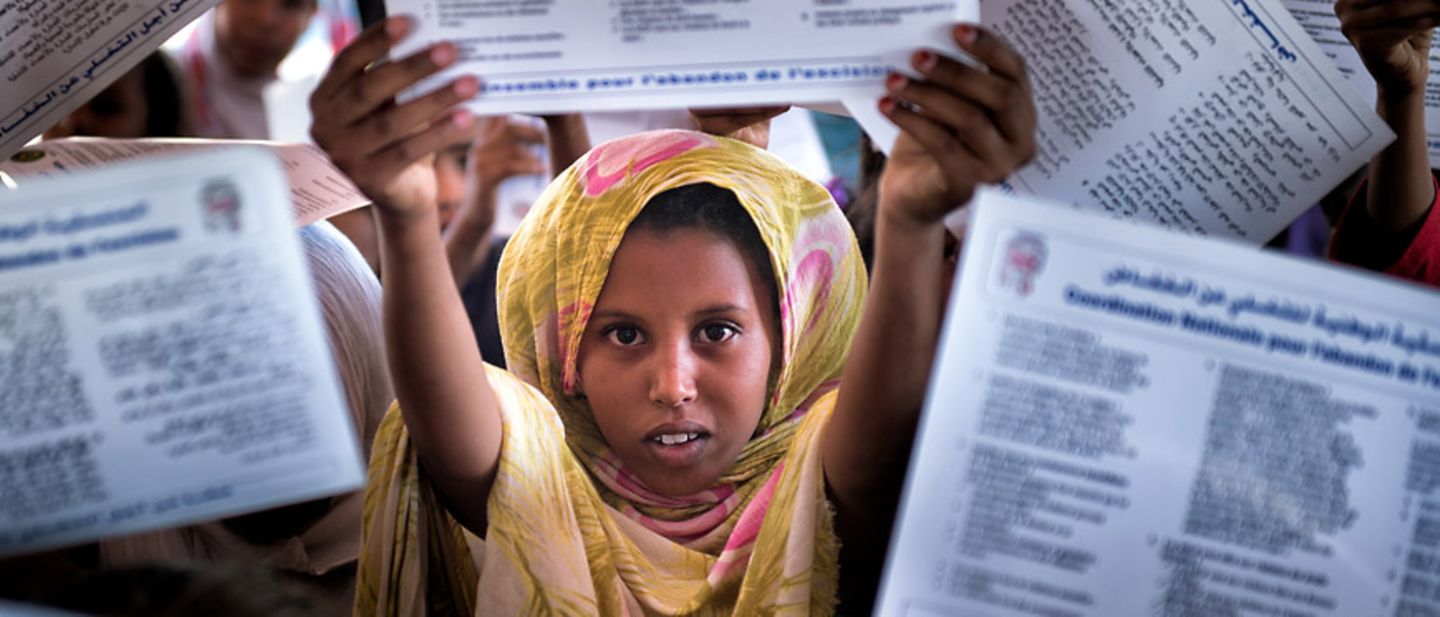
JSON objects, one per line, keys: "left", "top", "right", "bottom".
{"left": 631, "top": 460, "right": 729, "bottom": 498}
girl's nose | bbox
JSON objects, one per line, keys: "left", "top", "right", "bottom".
{"left": 649, "top": 342, "right": 698, "bottom": 408}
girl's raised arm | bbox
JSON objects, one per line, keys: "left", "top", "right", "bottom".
{"left": 1338, "top": 0, "right": 1438, "bottom": 235}
{"left": 310, "top": 17, "right": 500, "bottom": 535}
{"left": 825, "top": 25, "right": 1037, "bottom": 551}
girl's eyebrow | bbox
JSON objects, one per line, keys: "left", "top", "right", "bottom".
{"left": 692, "top": 304, "right": 744, "bottom": 318}
{"left": 591, "top": 304, "right": 745, "bottom": 321}
{"left": 591, "top": 309, "right": 639, "bottom": 320}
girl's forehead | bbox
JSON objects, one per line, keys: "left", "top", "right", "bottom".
{"left": 599, "top": 228, "right": 767, "bottom": 305}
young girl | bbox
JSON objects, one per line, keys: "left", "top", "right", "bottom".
{"left": 309, "top": 16, "right": 1037, "bottom": 614}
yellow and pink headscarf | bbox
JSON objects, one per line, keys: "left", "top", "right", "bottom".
{"left": 358, "top": 130, "right": 868, "bottom": 615}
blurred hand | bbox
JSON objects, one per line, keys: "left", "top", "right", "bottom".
{"left": 469, "top": 116, "right": 548, "bottom": 189}
{"left": 878, "top": 24, "right": 1037, "bottom": 227}
{"left": 445, "top": 116, "right": 547, "bottom": 234}
{"left": 688, "top": 105, "right": 791, "bottom": 148}
{"left": 1338, "top": 0, "right": 1440, "bottom": 100}
{"left": 309, "top": 16, "right": 479, "bottom": 223}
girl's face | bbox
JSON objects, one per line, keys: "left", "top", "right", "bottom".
{"left": 577, "top": 227, "right": 778, "bottom": 497}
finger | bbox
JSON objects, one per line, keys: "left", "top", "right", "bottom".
{"left": 1342, "top": 0, "right": 1440, "bottom": 20}
{"left": 880, "top": 96, "right": 982, "bottom": 175}
{"left": 1339, "top": 0, "right": 1440, "bottom": 32}
{"left": 496, "top": 143, "right": 545, "bottom": 171}
{"left": 886, "top": 73, "right": 1014, "bottom": 156}
{"left": 314, "top": 16, "right": 411, "bottom": 102}
{"left": 1342, "top": 15, "right": 1434, "bottom": 38}
{"left": 505, "top": 140, "right": 538, "bottom": 157}
{"left": 689, "top": 105, "right": 791, "bottom": 118}
{"left": 952, "top": 24, "right": 1028, "bottom": 85}
{"left": 334, "top": 42, "right": 462, "bottom": 127}
{"left": 498, "top": 122, "right": 547, "bottom": 145}
{"left": 343, "top": 76, "right": 479, "bottom": 156}
{"left": 692, "top": 113, "right": 785, "bottom": 137}
{"left": 704, "top": 116, "right": 774, "bottom": 135}
{"left": 1345, "top": 0, "right": 1440, "bottom": 8}
{"left": 508, "top": 157, "right": 547, "bottom": 176}
{"left": 690, "top": 105, "right": 790, "bottom": 129}
{"left": 1350, "top": 24, "right": 1440, "bottom": 48}
{"left": 1342, "top": 5, "right": 1440, "bottom": 32}
{"left": 1344, "top": 23, "right": 1439, "bottom": 58}
{"left": 370, "top": 110, "right": 478, "bottom": 180}
{"left": 478, "top": 115, "right": 510, "bottom": 139}
{"left": 904, "top": 51, "right": 1030, "bottom": 139}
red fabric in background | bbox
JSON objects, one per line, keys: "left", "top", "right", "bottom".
{"left": 1329, "top": 173, "right": 1440, "bottom": 287}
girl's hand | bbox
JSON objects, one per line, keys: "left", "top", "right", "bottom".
{"left": 878, "top": 24, "right": 1037, "bottom": 228}
{"left": 1338, "top": 0, "right": 1440, "bottom": 100}
{"left": 309, "top": 16, "right": 480, "bottom": 223}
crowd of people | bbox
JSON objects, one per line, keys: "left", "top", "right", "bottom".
{"left": 3, "top": 0, "right": 1440, "bottom": 615}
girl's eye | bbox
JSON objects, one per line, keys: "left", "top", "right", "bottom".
{"left": 606, "top": 327, "right": 643, "bottom": 346}
{"left": 699, "top": 324, "right": 737, "bottom": 343}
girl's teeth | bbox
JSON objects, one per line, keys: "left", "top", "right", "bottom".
{"left": 656, "top": 433, "right": 699, "bottom": 445}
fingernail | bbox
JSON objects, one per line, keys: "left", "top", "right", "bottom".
{"left": 453, "top": 110, "right": 474, "bottom": 128}
{"left": 454, "top": 76, "right": 479, "bottom": 97}
{"left": 955, "top": 24, "right": 978, "bottom": 45}
{"left": 431, "top": 43, "right": 456, "bottom": 66}
{"left": 879, "top": 96, "right": 897, "bottom": 115}
{"left": 385, "top": 16, "right": 409, "bottom": 41}
{"left": 886, "top": 73, "right": 907, "bottom": 90}
{"left": 914, "top": 50, "right": 937, "bottom": 73}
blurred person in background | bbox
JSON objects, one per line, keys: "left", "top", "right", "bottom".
{"left": 97, "top": 223, "right": 387, "bottom": 616}
{"left": 178, "top": 0, "right": 318, "bottom": 139}
{"left": 0, "top": 222, "right": 388, "bottom": 616}
{"left": 40, "top": 564, "right": 318, "bottom": 617}
{"left": 43, "top": 53, "right": 191, "bottom": 140}
{"left": 446, "top": 116, "right": 551, "bottom": 369}
{"left": 0, "top": 223, "right": 394, "bottom": 617}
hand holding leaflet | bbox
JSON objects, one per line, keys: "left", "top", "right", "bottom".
{"left": 1285, "top": 0, "right": 1440, "bottom": 167}
{"left": 1328, "top": 0, "right": 1440, "bottom": 241}
{"left": 877, "top": 188, "right": 1440, "bottom": 616}
{"left": 376, "top": 0, "right": 977, "bottom": 152}
{"left": 0, "top": 148, "right": 364, "bottom": 556}
{"left": 984, "top": 0, "right": 1395, "bottom": 244}
{"left": 823, "top": 23, "right": 1037, "bottom": 583}
{"left": 308, "top": 17, "right": 480, "bottom": 223}
{"left": 1332, "top": 0, "right": 1435, "bottom": 101}
{"left": 877, "top": 23, "right": 1038, "bottom": 224}
{"left": 381, "top": 0, "right": 971, "bottom": 117}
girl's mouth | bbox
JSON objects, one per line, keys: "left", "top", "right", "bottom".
{"left": 643, "top": 426, "right": 712, "bottom": 467}
{"left": 651, "top": 432, "right": 703, "bottom": 445}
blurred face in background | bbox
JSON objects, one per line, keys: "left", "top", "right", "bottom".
{"left": 214, "top": 0, "right": 317, "bottom": 78}
{"left": 44, "top": 69, "right": 149, "bottom": 139}
{"left": 434, "top": 144, "right": 468, "bottom": 230}
{"left": 45, "top": 54, "right": 188, "bottom": 139}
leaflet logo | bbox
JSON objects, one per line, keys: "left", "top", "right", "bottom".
{"left": 999, "top": 231, "right": 1047, "bottom": 298}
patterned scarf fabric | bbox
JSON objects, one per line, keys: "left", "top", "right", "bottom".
{"left": 357, "top": 130, "right": 867, "bottom": 615}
